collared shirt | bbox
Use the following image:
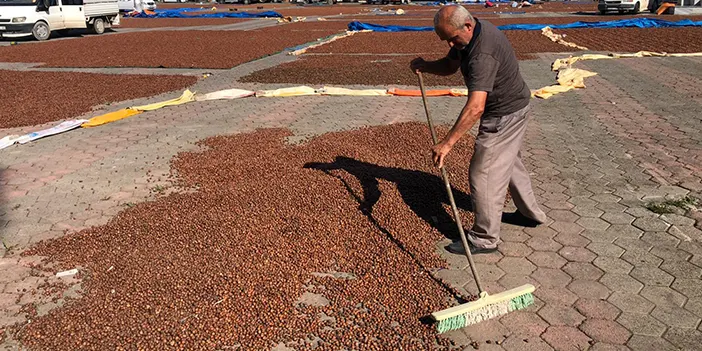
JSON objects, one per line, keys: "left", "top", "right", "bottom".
{"left": 448, "top": 18, "right": 531, "bottom": 119}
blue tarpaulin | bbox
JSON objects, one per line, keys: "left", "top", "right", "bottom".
{"left": 347, "top": 17, "right": 702, "bottom": 32}
{"left": 132, "top": 9, "right": 282, "bottom": 18}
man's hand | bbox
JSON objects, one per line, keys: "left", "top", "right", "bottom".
{"left": 431, "top": 140, "right": 453, "bottom": 169}
{"left": 410, "top": 57, "right": 428, "bottom": 73}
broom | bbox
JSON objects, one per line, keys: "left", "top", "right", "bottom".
{"left": 416, "top": 72, "right": 536, "bottom": 333}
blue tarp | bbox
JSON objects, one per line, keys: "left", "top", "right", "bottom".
{"left": 347, "top": 17, "right": 702, "bottom": 32}
{"left": 132, "top": 9, "right": 282, "bottom": 18}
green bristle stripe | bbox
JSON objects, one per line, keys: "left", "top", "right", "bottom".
{"left": 435, "top": 292, "right": 535, "bottom": 334}
{"left": 509, "top": 292, "right": 534, "bottom": 311}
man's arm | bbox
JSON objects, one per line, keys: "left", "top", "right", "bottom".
{"left": 431, "top": 91, "right": 487, "bottom": 168}
{"left": 410, "top": 56, "right": 461, "bottom": 76}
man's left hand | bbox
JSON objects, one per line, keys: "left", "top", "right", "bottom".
{"left": 431, "top": 141, "right": 453, "bottom": 169}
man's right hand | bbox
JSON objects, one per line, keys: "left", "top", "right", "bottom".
{"left": 410, "top": 57, "right": 428, "bottom": 74}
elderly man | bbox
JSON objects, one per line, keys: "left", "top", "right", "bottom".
{"left": 411, "top": 4, "right": 547, "bottom": 255}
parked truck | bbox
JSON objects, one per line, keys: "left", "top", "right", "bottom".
{"left": 0, "top": 0, "right": 120, "bottom": 41}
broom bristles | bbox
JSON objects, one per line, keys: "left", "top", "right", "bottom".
{"left": 435, "top": 292, "right": 535, "bottom": 333}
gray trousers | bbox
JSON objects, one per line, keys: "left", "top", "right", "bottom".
{"left": 467, "top": 103, "right": 547, "bottom": 249}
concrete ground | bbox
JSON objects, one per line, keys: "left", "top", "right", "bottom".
{"left": 1, "top": 16, "right": 702, "bottom": 351}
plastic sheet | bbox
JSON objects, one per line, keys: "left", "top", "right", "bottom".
{"left": 348, "top": 17, "right": 702, "bottom": 32}
{"left": 131, "top": 9, "right": 282, "bottom": 19}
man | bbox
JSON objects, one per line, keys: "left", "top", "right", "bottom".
{"left": 411, "top": 4, "right": 547, "bottom": 255}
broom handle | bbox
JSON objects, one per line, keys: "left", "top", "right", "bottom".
{"left": 417, "top": 72, "right": 485, "bottom": 295}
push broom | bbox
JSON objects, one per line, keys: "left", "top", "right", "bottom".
{"left": 416, "top": 72, "right": 536, "bottom": 333}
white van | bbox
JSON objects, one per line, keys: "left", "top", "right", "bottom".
{"left": 598, "top": 0, "right": 650, "bottom": 14}
{"left": 0, "top": 0, "right": 120, "bottom": 41}
{"left": 117, "top": 0, "right": 156, "bottom": 12}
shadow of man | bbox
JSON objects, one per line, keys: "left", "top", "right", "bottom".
{"left": 304, "top": 156, "right": 473, "bottom": 240}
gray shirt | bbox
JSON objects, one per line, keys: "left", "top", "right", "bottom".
{"left": 448, "top": 19, "right": 531, "bottom": 119}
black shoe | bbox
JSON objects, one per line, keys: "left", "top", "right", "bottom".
{"left": 446, "top": 241, "right": 498, "bottom": 255}
{"left": 502, "top": 211, "right": 543, "bottom": 228}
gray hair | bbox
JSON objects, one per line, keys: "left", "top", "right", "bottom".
{"left": 434, "top": 5, "right": 474, "bottom": 29}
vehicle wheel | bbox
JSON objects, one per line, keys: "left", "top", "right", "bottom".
{"left": 92, "top": 18, "right": 105, "bottom": 34}
{"left": 599, "top": 9, "right": 606, "bottom": 14}
{"left": 632, "top": 1, "right": 640, "bottom": 13}
{"left": 243, "top": 0, "right": 250, "bottom": 4}
{"left": 32, "top": 21, "right": 50, "bottom": 41}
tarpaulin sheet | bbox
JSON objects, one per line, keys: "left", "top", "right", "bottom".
{"left": 388, "top": 88, "right": 468, "bottom": 97}
{"left": 132, "top": 9, "right": 282, "bottom": 18}
{"left": 550, "top": 51, "right": 702, "bottom": 70}
{"left": 348, "top": 17, "right": 702, "bottom": 32}
{"left": 319, "top": 86, "right": 389, "bottom": 96}
{"left": 195, "top": 88, "right": 255, "bottom": 101}
{"left": 17, "top": 119, "right": 89, "bottom": 144}
{"left": 82, "top": 109, "right": 142, "bottom": 128}
{"left": 132, "top": 90, "right": 195, "bottom": 111}
{"left": 532, "top": 68, "right": 597, "bottom": 99}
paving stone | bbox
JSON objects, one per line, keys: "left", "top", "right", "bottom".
{"left": 571, "top": 206, "right": 605, "bottom": 218}
{"left": 593, "top": 257, "right": 634, "bottom": 274}
{"left": 472, "top": 251, "right": 504, "bottom": 265}
{"left": 524, "top": 226, "right": 558, "bottom": 238}
{"left": 563, "top": 262, "right": 604, "bottom": 281}
{"left": 549, "top": 223, "right": 586, "bottom": 237}
{"left": 591, "top": 194, "right": 623, "bottom": 204}
{"left": 442, "top": 329, "right": 471, "bottom": 346}
{"left": 498, "top": 274, "right": 541, "bottom": 292}
{"left": 576, "top": 217, "right": 611, "bottom": 231}
{"left": 626, "top": 335, "right": 677, "bottom": 351}
{"left": 640, "top": 231, "right": 680, "bottom": 247}
{"left": 435, "top": 269, "right": 473, "bottom": 288}
{"left": 663, "top": 327, "right": 702, "bottom": 351}
{"left": 500, "top": 311, "right": 549, "bottom": 337}
{"left": 462, "top": 319, "right": 510, "bottom": 344}
{"left": 579, "top": 319, "right": 631, "bottom": 345}
{"left": 640, "top": 286, "right": 687, "bottom": 309}
{"left": 543, "top": 200, "right": 574, "bottom": 210}
{"left": 677, "top": 241, "right": 702, "bottom": 258}
{"left": 541, "top": 326, "right": 592, "bottom": 351}
{"left": 525, "top": 237, "right": 562, "bottom": 252}
{"left": 500, "top": 335, "right": 554, "bottom": 351}
{"left": 559, "top": 246, "right": 596, "bottom": 263}
{"left": 601, "top": 212, "right": 635, "bottom": 225}
{"left": 537, "top": 305, "right": 585, "bottom": 327}
{"left": 567, "top": 279, "right": 611, "bottom": 300}
{"left": 651, "top": 305, "right": 701, "bottom": 329}
{"left": 501, "top": 229, "right": 530, "bottom": 243}
{"left": 473, "top": 263, "right": 506, "bottom": 282}
{"left": 497, "top": 257, "right": 536, "bottom": 276}
{"left": 684, "top": 296, "right": 702, "bottom": 317}
{"left": 531, "top": 268, "right": 572, "bottom": 288}
{"left": 587, "top": 243, "right": 627, "bottom": 258}
{"left": 614, "top": 238, "right": 653, "bottom": 253}
{"left": 659, "top": 259, "right": 702, "bottom": 279}
{"left": 660, "top": 214, "right": 696, "bottom": 227}
{"left": 567, "top": 197, "right": 598, "bottom": 208}
{"left": 574, "top": 299, "right": 621, "bottom": 320}
{"left": 633, "top": 217, "right": 671, "bottom": 232}
{"left": 650, "top": 245, "right": 692, "bottom": 261}
{"left": 588, "top": 342, "right": 630, "bottom": 351}
{"left": 672, "top": 278, "right": 702, "bottom": 298}
{"left": 605, "top": 225, "right": 644, "bottom": 240}
{"left": 546, "top": 210, "right": 580, "bottom": 223}
{"left": 0, "top": 293, "right": 18, "bottom": 310}
{"left": 630, "top": 266, "right": 675, "bottom": 287}
{"left": 534, "top": 286, "right": 579, "bottom": 306}
{"left": 596, "top": 202, "right": 628, "bottom": 213}
{"left": 625, "top": 207, "right": 660, "bottom": 218}
{"left": 616, "top": 313, "right": 667, "bottom": 337}
{"left": 608, "top": 292, "right": 654, "bottom": 315}
{"left": 527, "top": 252, "right": 566, "bottom": 269}
{"left": 498, "top": 242, "right": 533, "bottom": 257}
{"left": 620, "top": 250, "right": 664, "bottom": 267}
{"left": 581, "top": 230, "right": 617, "bottom": 244}
{"left": 553, "top": 233, "right": 590, "bottom": 247}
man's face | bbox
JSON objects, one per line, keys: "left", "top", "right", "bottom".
{"left": 435, "top": 22, "right": 473, "bottom": 51}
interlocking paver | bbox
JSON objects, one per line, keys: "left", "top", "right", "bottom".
{"left": 531, "top": 268, "right": 572, "bottom": 288}
{"left": 462, "top": 319, "right": 510, "bottom": 344}
{"left": 500, "top": 335, "right": 554, "bottom": 351}
{"left": 497, "top": 257, "right": 536, "bottom": 276}
{"left": 684, "top": 296, "right": 702, "bottom": 318}
{"left": 659, "top": 259, "right": 702, "bottom": 280}
{"left": 586, "top": 243, "right": 625, "bottom": 258}
{"left": 541, "top": 326, "right": 591, "bottom": 351}
{"left": 650, "top": 305, "right": 701, "bottom": 329}
{"left": 526, "top": 237, "right": 562, "bottom": 252}
{"left": 663, "top": 328, "right": 702, "bottom": 351}
{"left": 576, "top": 217, "right": 611, "bottom": 231}
{"left": 563, "top": 262, "right": 604, "bottom": 281}
{"left": 549, "top": 222, "right": 585, "bottom": 237}
{"left": 630, "top": 266, "right": 676, "bottom": 287}
{"left": 527, "top": 252, "right": 566, "bottom": 269}
{"left": 537, "top": 305, "right": 585, "bottom": 327}
{"left": 567, "top": 280, "right": 611, "bottom": 300}
{"left": 498, "top": 242, "right": 533, "bottom": 257}
{"left": 650, "top": 245, "right": 692, "bottom": 261}
{"left": 500, "top": 312, "right": 549, "bottom": 337}
{"left": 620, "top": 250, "right": 663, "bottom": 267}
{"left": 574, "top": 299, "right": 620, "bottom": 321}
{"left": 534, "top": 286, "right": 579, "bottom": 306}
{"left": 640, "top": 231, "right": 680, "bottom": 247}
{"left": 546, "top": 211, "right": 580, "bottom": 223}
{"left": 579, "top": 319, "right": 631, "bottom": 345}
{"left": 604, "top": 224, "right": 644, "bottom": 240}
{"left": 632, "top": 217, "right": 671, "bottom": 232}
{"left": 581, "top": 231, "right": 616, "bottom": 244}
{"left": 558, "top": 246, "right": 596, "bottom": 263}
{"left": 601, "top": 212, "right": 635, "bottom": 225}
{"left": 608, "top": 292, "right": 654, "bottom": 315}
{"left": 626, "top": 335, "right": 678, "bottom": 351}
{"left": 593, "top": 257, "right": 633, "bottom": 274}
{"left": 671, "top": 278, "right": 702, "bottom": 298}
{"left": 616, "top": 313, "right": 667, "bottom": 337}
{"left": 571, "top": 206, "right": 604, "bottom": 218}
